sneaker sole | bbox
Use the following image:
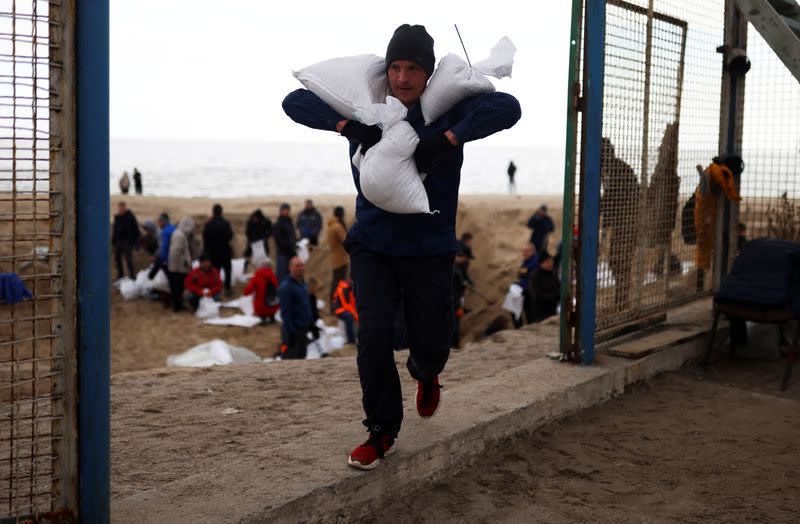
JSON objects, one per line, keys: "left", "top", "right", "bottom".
{"left": 347, "top": 445, "right": 396, "bottom": 470}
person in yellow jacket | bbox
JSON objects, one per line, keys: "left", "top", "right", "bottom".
{"left": 332, "top": 279, "right": 358, "bottom": 344}
{"left": 326, "top": 206, "right": 348, "bottom": 312}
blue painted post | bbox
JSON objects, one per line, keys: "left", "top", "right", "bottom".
{"left": 578, "top": 0, "right": 606, "bottom": 365}
{"left": 76, "top": 0, "right": 110, "bottom": 522}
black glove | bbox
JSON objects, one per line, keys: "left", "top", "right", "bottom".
{"left": 413, "top": 133, "right": 456, "bottom": 174}
{"left": 340, "top": 120, "right": 382, "bottom": 153}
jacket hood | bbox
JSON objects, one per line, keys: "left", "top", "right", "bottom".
{"left": 178, "top": 216, "right": 195, "bottom": 234}
{"left": 142, "top": 220, "right": 158, "bottom": 235}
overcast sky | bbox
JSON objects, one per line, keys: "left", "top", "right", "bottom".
{"left": 110, "top": 1, "right": 572, "bottom": 148}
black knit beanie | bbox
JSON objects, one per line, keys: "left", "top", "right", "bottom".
{"left": 385, "top": 24, "right": 435, "bottom": 78}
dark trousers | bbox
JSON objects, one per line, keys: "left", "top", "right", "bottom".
{"left": 276, "top": 254, "right": 291, "bottom": 282}
{"left": 168, "top": 271, "right": 187, "bottom": 312}
{"left": 184, "top": 291, "right": 220, "bottom": 312}
{"left": 114, "top": 243, "right": 135, "bottom": 279}
{"left": 329, "top": 265, "right": 348, "bottom": 312}
{"left": 211, "top": 256, "right": 232, "bottom": 292}
{"left": 285, "top": 329, "right": 308, "bottom": 359}
{"left": 339, "top": 311, "right": 357, "bottom": 344}
{"left": 347, "top": 240, "right": 455, "bottom": 437}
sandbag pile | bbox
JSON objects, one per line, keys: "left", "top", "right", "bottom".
{"left": 293, "top": 36, "right": 516, "bottom": 214}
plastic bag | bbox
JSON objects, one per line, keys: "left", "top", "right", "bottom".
{"left": 195, "top": 296, "right": 220, "bottom": 319}
{"left": 118, "top": 278, "right": 139, "bottom": 300}
{"left": 296, "top": 238, "right": 310, "bottom": 263}
{"left": 250, "top": 241, "right": 268, "bottom": 268}
{"left": 501, "top": 283, "right": 524, "bottom": 320}
{"left": 151, "top": 268, "right": 170, "bottom": 293}
{"left": 353, "top": 97, "right": 432, "bottom": 214}
{"left": 472, "top": 36, "right": 517, "bottom": 79}
{"left": 293, "top": 54, "right": 388, "bottom": 121}
{"left": 166, "top": 339, "right": 261, "bottom": 367}
{"left": 220, "top": 258, "right": 248, "bottom": 286}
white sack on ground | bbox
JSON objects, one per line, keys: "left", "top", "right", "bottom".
{"left": 151, "top": 268, "right": 170, "bottom": 293}
{"left": 472, "top": 36, "right": 517, "bottom": 78}
{"left": 203, "top": 314, "right": 262, "bottom": 328}
{"left": 118, "top": 267, "right": 167, "bottom": 300}
{"left": 293, "top": 54, "right": 388, "bottom": 121}
{"left": 306, "top": 319, "right": 346, "bottom": 359}
{"left": 354, "top": 97, "right": 432, "bottom": 214}
{"left": 195, "top": 296, "right": 221, "bottom": 319}
{"left": 221, "top": 296, "right": 255, "bottom": 317}
{"left": 296, "top": 238, "right": 310, "bottom": 263}
{"left": 501, "top": 283, "right": 524, "bottom": 320}
{"left": 166, "top": 339, "right": 261, "bottom": 368}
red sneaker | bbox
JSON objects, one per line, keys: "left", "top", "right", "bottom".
{"left": 347, "top": 432, "right": 396, "bottom": 470}
{"left": 416, "top": 376, "right": 442, "bottom": 419}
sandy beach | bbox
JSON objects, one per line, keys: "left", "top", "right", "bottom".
{"left": 109, "top": 193, "right": 563, "bottom": 373}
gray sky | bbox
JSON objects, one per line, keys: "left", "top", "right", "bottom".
{"left": 110, "top": 0, "right": 572, "bottom": 148}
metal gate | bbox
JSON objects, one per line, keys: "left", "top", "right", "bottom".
{"left": 1, "top": 1, "right": 77, "bottom": 520}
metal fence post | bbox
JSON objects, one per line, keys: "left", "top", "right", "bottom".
{"left": 578, "top": 0, "right": 606, "bottom": 365}
{"left": 76, "top": 0, "right": 110, "bottom": 522}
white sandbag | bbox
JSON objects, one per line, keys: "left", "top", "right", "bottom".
{"left": 501, "top": 283, "right": 524, "bottom": 320}
{"left": 420, "top": 54, "right": 495, "bottom": 125}
{"left": 134, "top": 269, "right": 153, "bottom": 294}
{"left": 220, "top": 258, "right": 248, "bottom": 286}
{"left": 354, "top": 97, "right": 432, "bottom": 214}
{"left": 296, "top": 238, "right": 310, "bottom": 263}
{"left": 195, "top": 296, "right": 220, "bottom": 319}
{"left": 151, "top": 268, "right": 170, "bottom": 293}
{"left": 472, "top": 36, "right": 517, "bottom": 79}
{"left": 203, "top": 314, "right": 262, "bottom": 328}
{"left": 250, "top": 241, "right": 268, "bottom": 268}
{"left": 221, "top": 296, "right": 255, "bottom": 317}
{"left": 118, "top": 278, "right": 139, "bottom": 300}
{"left": 166, "top": 339, "right": 261, "bottom": 368}
{"left": 293, "top": 54, "right": 388, "bottom": 121}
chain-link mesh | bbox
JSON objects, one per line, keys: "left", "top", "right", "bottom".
{"left": 566, "top": 0, "right": 726, "bottom": 336}
{"left": 1, "top": 1, "right": 73, "bottom": 520}
{"left": 738, "top": 24, "right": 800, "bottom": 244}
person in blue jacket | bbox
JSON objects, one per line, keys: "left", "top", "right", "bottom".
{"left": 283, "top": 23, "right": 521, "bottom": 470}
{"left": 277, "top": 256, "right": 313, "bottom": 360}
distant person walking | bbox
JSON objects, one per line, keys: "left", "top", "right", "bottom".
{"left": 167, "top": 216, "right": 199, "bottom": 312}
{"left": 202, "top": 204, "right": 234, "bottom": 296}
{"left": 296, "top": 199, "right": 323, "bottom": 246}
{"left": 132, "top": 167, "right": 143, "bottom": 195}
{"left": 244, "top": 208, "right": 272, "bottom": 259}
{"left": 527, "top": 204, "right": 555, "bottom": 255}
{"left": 507, "top": 160, "right": 517, "bottom": 196}
{"left": 119, "top": 171, "right": 131, "bottom": 195}
{"left": 327, "top": 206, "right": 349, "bottom": 310}
{"left": 278, "top": 257, "right": 313, "bottom": 359}
{"left": 274, "top": 203, "right": 296, "bottom": 282}
{"left": 112, "top": 201, "right": 140, "bottom": 280}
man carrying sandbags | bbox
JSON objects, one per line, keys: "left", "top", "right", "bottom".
{"left": 283, "top": 24, "right": 521, "bottom": 470}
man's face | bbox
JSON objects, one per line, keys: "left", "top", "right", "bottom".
{"left": 541, "top": 258, "right": 554, "bottom": 271}
{"left": 464, "top": 238, "right": 473, "bottom": 248}
{"left": 304, "top": 201, "right": 313, "bottom": 210}
{"left": 280, "top": 207, "right": 290, "bottom": 217}
{"left": 200, "top": 259, "right": 212, "bottom": 272}
{"left": 522, "top": 245, "right": 534, "bottom": 260}
{"left": 387, "top": 60, "right": 428, "bottom": 105}
{"left": 289, "top": 258, "right": 305, "bottom": 279}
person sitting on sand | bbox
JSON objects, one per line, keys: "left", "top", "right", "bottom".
{"left": 277, "top": 257, "right": 313, "bottom": 359}
{"left": 183, "top": 253, "right": 223, "bottom": 312}
{"left": 283, "top": 23, "right": 521, "bottom": 470}
{"left": 243, "top": 258, "right": 280, "bottom": 323}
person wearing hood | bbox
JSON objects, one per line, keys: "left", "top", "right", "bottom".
{"left": 297, "top": 199, "right": 323, "bottom": 246}
{"left": 526, "top": 251, "right": 560, "bottom": 323}
{"left": 167, "top": 216, "right": 200, "bottom": 312}
{"left": 119, "top": 171, "right": 130, "bottom": 194}
{"left": 283, "top": 23, "right": 521, "bottom": 470}
{"left": 274, "top": 203, "right": 297, "bottom": 282}
{"left": 140, "top": 220, "right": 160, "bottom": 259}
{"left": 243, "top": 258, "right": 280, "bottom": 322}
{"left": 326, "top": 206, "right": 349, "bottom": 311}
{"left": 203, "top": 204, "right": 234, "bottom": 296}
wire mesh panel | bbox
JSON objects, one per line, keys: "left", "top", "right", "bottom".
{"left": 738, "top": 25, "right": 800, "bottom": 244}
{"left": 568, "top": 0, "right": 726, "bottom": 335}
{"left": 0, "top": 0, "right": 76, "bottom": 520}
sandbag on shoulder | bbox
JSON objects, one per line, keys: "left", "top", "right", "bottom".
{"left": 293, "top": 54, "right": 388, "bottom": 121}
{"left": 420, "top": 36, "right": 516, "bottom": 125}
{"left": 353, "top": 97, "right": 433, "bottom": 214}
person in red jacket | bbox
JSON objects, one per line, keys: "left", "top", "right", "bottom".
{"left": 183, "top": 253, "right": 223, "bottom": 312}
{"left": 243, "top": 259, "right": 280, "bottom": 322}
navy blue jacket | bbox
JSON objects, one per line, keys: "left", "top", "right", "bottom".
{"left": 516, "top": 255, "right": 539, "bottom": 290}
{"left": 282, "top": 89, "right": 521, "bottom": 256}
{"left": 278, "top": 276, "right": 313, "bottom": 333}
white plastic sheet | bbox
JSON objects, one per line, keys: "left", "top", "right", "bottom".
{"left": 203, "top": 314, "right": 262, "bottom": 328}
{"left": 166, "top": 339, "right": 261, "bottom": 368}
{"left": 221, "top": 296, "right": 255, "bottom": 317}
{"left": 501, "top": 283, "right": 524, "bottom": 320}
